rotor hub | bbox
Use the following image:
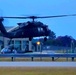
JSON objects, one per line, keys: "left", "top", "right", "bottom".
{"left": 29, "top": 16, "right": 37, "bottom": 22}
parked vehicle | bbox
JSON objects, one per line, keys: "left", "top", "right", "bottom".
{"left": 1, "top": 45, "right": 17, "bottom": 54}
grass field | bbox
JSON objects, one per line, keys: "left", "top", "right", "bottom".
{"left": 0, "top": 67, "right": 76, "bottom": 75}
{"left": 0, "top": 57, "right": 76, "bottom": 61}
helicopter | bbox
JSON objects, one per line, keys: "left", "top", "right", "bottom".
{"left": 0, "top": 16, "right": 51, "bottom": 41}
{"left": 0, "top": 14, "right": 76, "bottom": 41}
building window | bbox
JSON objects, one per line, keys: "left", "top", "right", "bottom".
{"left": 22, "top": 40, "right": 26, "bottom": 51}
{"left": 14, "top": 40, "right": 21, "bottom": 50}
{"left": 7, "top": 40, "right": 14, "bottom": 45}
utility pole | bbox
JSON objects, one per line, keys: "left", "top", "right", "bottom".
{"left": 71, "top": 39, "right": 75, "bottom": 61}
{"left": 71, "top": 40, "right": 74, "bottom": 53}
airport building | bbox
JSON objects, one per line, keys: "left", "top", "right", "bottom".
{"left": 0, "top": 26, "right": 30, "bottom": 51}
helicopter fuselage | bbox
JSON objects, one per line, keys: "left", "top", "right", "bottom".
{"left": 0, "top": 19, "right": 50, "bottom": 39}
{"left": 7, "top": 25, "right": 50, "bottom": 38}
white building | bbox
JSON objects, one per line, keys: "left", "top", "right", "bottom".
{"left": 0, "top": 26, "right": 29, "bottom": 51}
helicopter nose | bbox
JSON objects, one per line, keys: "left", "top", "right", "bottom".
{"left": 45, "top": 29, "right": 51, "bottom": 36}
{"left": 48, "top": 29, "right": 51, "bottom": 35}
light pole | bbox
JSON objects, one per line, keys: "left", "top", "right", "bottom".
{"left": 36, "top": 41, "right": 41, "bottom": 52}
{"left": 71, "top": 39, "right": 75, "bottom": 61}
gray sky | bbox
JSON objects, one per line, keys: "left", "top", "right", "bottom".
{"left": 0, "top": 0, "right": 76, "bottom": 39}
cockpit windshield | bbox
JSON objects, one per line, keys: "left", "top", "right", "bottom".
{"left": 38, "top": 27, "right": 44, "bottom": 32}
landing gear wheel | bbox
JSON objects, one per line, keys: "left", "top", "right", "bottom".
{"left": 29, "top": 37, "right": 33, "bottom": 41}
{"left": 44, "top": 37, "right": 47, "bottom": 41}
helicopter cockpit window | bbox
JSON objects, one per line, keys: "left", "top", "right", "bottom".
{"left": 38, "top": 27, "right": 43, "bottom": 32}
{"left": 41, "top": 28, "right": 43, "bottom": 31}
{"left": 38, "top": 28, "right": 41, "bottom": 32}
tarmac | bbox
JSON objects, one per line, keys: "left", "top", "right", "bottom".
{"left": 0, "top": 62, "right": 76, "bottom": 67}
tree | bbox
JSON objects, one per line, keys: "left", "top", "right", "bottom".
{"left": 48, "top": 30, "right": 56, "bottom": 40}
{"left": 55, "top": 35, "right": 74, "bottom": 47}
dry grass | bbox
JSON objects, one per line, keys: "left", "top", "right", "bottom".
{"left": 0, "top": 67, "right": 76, "bottom": 75}
{"left": 0, "top": 57, "right": 76, "bottom": 61}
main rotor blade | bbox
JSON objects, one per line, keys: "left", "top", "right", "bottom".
{"left": 2, "top": 16, "right": 39, "bottom": 19}
{"left": 2, "top": 16, "right": 29, "bottom": 19}
{"left": 37, "top": 14, "right": 76, "bottom": 18}
{"left": 2, "top": 14, "right": 76, "bottom": 19}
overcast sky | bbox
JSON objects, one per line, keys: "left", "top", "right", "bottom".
{"left": 0, "top": 0, "right": 76, "bottom": 39}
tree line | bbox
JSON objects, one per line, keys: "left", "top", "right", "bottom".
{"left": 41, "top": 30, "right": 76, "bottom": 47}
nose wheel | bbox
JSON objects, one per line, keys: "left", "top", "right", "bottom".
{"left": 44, "top": 37, "right": 47, "bottom": 41}
{"left": 29, "top": 37, "right": 33, "bottom": 41}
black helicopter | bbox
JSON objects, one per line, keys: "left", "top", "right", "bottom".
{"left": 0, "top": 16, "right": 51, "bottom": 41}
{"left": 0, "top": 14, "right": 76, "bottom": 41}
